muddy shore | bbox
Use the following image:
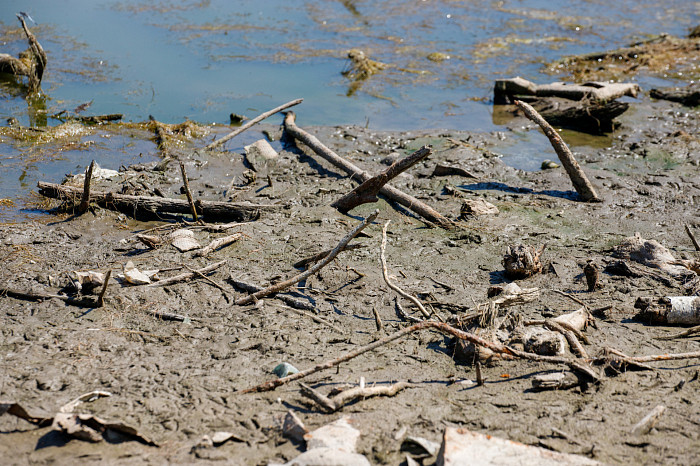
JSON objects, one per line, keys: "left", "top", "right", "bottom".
{"left": 1, "top": 93, "right": 699, "bottom": 465}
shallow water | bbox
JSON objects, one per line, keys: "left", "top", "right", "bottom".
{"left": 0, "top": 0, "right": 696, "bottom": 217}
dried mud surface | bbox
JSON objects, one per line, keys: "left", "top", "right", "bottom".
{"left": 1, "top": 99, "right": 699, "bottom": 465}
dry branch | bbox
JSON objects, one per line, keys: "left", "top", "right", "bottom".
{"left": 146, "top": 260, "right": 226, "bottom": 288}
{"left": 0, "top": 287, "right": 98, "bottom": 308}
{"left": 228, "top": 277, "right": 315, "bottom": 311}
{"left": 241, "top": 321, "right": 600, "bottom": 394}
{"left": 193, "top": 233, "right": 242, "bottom": 258}
{"left": 205, "top": 98, "right": 303, "bottom": 150}
{"left": 514, "top": 100, "right": 601, "bottom": 202}
{"left": 301, "top": 381, "right": 412, "bottom": 413}
{"left": 0, "top": 15, "right": 47, "bottom": 91}
{"left": 283, "top": 112, "right": 455, "bottom": 230}
{"left": 686, "top": 224, "right": 700, "bottom": 252}
{"left": 235, "top": 210, "right": 379, "bottom": 306}
{"left": 38, "top": 181, "right": 277, "bottom": 222}
{"left": 332, "top": 145, "right": 432, "bottom": 212}
{"left": 293, "top": 244, "right": 364, "bottom": 269}
{"left": 179, "top": 162, "right": 199, "bottom": 221}
{"left": 381, "top": 221, "right": 431, "bottom": 320}
{"left": 79, "top": 160, "right": 95, "bottom": 214}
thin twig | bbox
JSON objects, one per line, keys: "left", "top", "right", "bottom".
{"left": 550, "top": 289, "right": 587, "bottom": 308}
{"left": 205, "top": 98, "right": 303, "bottom": 150}
{"left": 146, "top": 260, "right": 226, "bottom": 287}
{"left": 193, "top": 233, "right": 242, "bottom": 258}
{"left": 235, "top": 210, "right": 379, "bottom": 306}
{"left": 293, "top": 244, "right": 364, "bottom": 269}
{"left": 229, "top": 277, "right": 315, "bottom": 311}
{"left": 380, "top": 221, "right": 431, "bottom": 319}
{"left": 179, "top": 162, "right": 199, "bottom": 222}
{"left": 656, "top": 325, "right": 700, "bottom": 340}
{"left": 96, "top": 270, "right": 111, "bottom": 308}
{"left": 685, "top": 224, "right": 700, "bottom": 252}
{"left": 182, "top": 264, "right": 231, "bottom": 300}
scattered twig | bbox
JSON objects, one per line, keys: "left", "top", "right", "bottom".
{"left": 550, "top": 289, "right": 587, "bottom": 308}
{"left": 193, "top": 233, "right": 242, "bottom": 258}
{"left": 79, "top": 160, "right": 95, "bottom": 214}
{"left": 283, "top": 112, "right": 455, "bottom": 230}
{"left": 394, "top": 297, "right": 422, "bottom": 323}
{"left": 381, "top": 221, "right": 431, "bottom": 320}
{"left": 301, "top": 381, "right": 413, "bottom": 413}
{"left": 182, "top": 264, "right": 231, "bottom": 299}
{"left": 372, "top": 306, "right": 384, "bottom": 332}
{"left": 656, "top": 325, "right": 700, "bottom": 340}
{"left": 229, "top": 277, "right": 315, "bottom": 311}
{"left": 331, "top": 145, "right": 432, "bottom": 213}
{"left": 179, "top": 162, "right": 199, "bottom": 222}
{"left": 205, "top": 98, "right": 303, "bottom": 150}
{"left": 685, "top": 224, "right": 700, "bottom": 251}
{"left": 514, "top": 100, "right": 601, "bottom": 202}
{"left": 235, "top": 210, "right": 379, "bottom": 306}
{"left": 272, "top": 303, "right": 345, "bottom": 333}
{"left": 241, "top": 321, "right": 600, "bottom": 394}
{"left": 0, "top": 287, "right": 97, "bottom": 308}
{"left": 149, "top": 309, "right": 190, "bottom": 322}
{"left": 293, "top": 244, "right": 364, "bottom": 269}
{"left": 96, "top": 270, "right": 111, "bottom": 308}
{"left": 475, "top": 358, "right": 484, "bottom": 386}
{"left": 146, "top": 260, "right": 226, "bottom": 288}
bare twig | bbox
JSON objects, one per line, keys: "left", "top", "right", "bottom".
{"left": 394, "top": 297, "right": 422, "bottom": 323}
{"left": 79, "top": 160, "right": 95, "bottom": 214}
{"left": 293, "top": 244, "right": 364, "bottom": 269}
{"left": 241, "top": 321, "right": 598, "bottom": 394}
{"left": 283, "top": 112, "right": 455, "bottom": 229}
{"left": 235, "top": 210, "right": 379, "bottom": 306}
{"left": 686, "top": 224, "right": 700, "bottom": 252}
{"left": 205, "top": 98, "right": 303, "bottom": 150}
{"left": 0, "top": 287, "right": 97, "bottom": 308}
{"left": 179, "top": 162, "right": 199, "bottom": 222}
{"left": 229, "top": 277, "right": 315, "bottom": 311}
{"left": 372, "top": 306, "right": 384, "bottom": 332}
{"left": 514, "top": 100, "right": 601, "bottom": 202}
{"left": 381, "top": 221, "right": 431, "bottom": 319}
{"left": 146, "top": 260, "right": 226, "bottom": 287}
{"left": 656, "top": 325, "right": 700, "bottom": 340}
{"left": 301, "top": 381, "right": 413, "bottom": 412}
{"left": 183, "top": 264, "right": 231, "bottom": 300}
{"left": 332, "top": 146, "right": 432, "bottom": 212}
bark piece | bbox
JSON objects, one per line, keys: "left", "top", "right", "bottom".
{"left": 0, "top": 15, "right": 47, "bottom": 92}
{"left": 460, "top": 198, "right": 498, "bottom": 218}
{"left": 532, "top": 371, "right": 581, "bottom": 391}
{"left": 523, "top": 327, "right": 566, "bottom": 356}
{"left": 282, "top": 411, "right": 308, "bottom": 443}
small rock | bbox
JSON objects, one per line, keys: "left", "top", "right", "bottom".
{"left": 282, "top": 447, "right": 370, "bottom": 466}
{"left": 460, "top": 199, "right": 499, "bottom": 218}
{"left": 541, "top": 159, "right": 560, "bottom": 169}
{"left": 304, "top": 417, "right": 360, "bottom": 452}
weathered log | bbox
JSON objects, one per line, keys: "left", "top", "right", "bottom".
{"left": 495, "top": 77, "right": 639, "bottom": 103}
{"left": 0, "top": 15, "right": 47, "bottom": 91}
{"left": 650, "top": 83, "right": 700, "bottom": 107}
{"left": 37, "top": 181, "right": 277, "bottom": 222}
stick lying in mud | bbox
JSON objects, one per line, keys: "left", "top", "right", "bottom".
{"left": 229, "top": 277, "right": 315, "bottom": 311}
{"left": 283, "top": 112, "right": 456, "bottom": 230}
{"left": 205, "top": 98, "right": 303, "bottom": 151}
{"left": 179, "top": 162, "right": 199, "bottom": 222}
{"left": 241, "top": 320, "right": 599, "bottom": 394}
{"left": 146, "top": 260, "right": 226, "bottom": 288}
{"left": 0, "top": 15, "right": 47, "bottom": 92}
{"left": 514, "top": 100, "right": 601, "bottom": 203}
{"left": 331, "top": 145, "right": 432, "bottom": 213}
{"left": 381, "top": 220, "right": 431, "bottom": 320}
{"left": 0, "top": 287, "right": 99, "bottom": 308}
{"left": 37, "top": 181, "right": 278, "bottom": 222}
{"left": 301, "top": 381, "right": 412, "bottom": 413}
{"left": 235, "top": 210, "right": 378, "bottom": 306}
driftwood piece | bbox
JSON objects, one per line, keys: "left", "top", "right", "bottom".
{"left": 460, "top": 198, "right": 498, "bottom": 218}
{"left": 283, "top": 112, "right": 455, "bottom": 230}
{"left": 656, "top": 324, "right": 700, "bottom": 340}
{"left": 301, "top": 381, "right": 412, "bottom": 413}
{"left": 228, "top": 277, "right": 315, "bottom": 311}
{"left": 235, "top": 210, "right": 379, "bottom": 306}
{"left": 0, "top": 15, "right": 47, "bottom": 91}
{"left": 531, "top": 371, "right": 581, "bottom": 391}
{"left": 614, "top": 233, "right": 698, "bottom": 278}
{"left": 532, "top": 97, "right": 630, "bottom": 133}
{"left": 650, "top": 83, "right": 700, "bottom": 107}
{"left": 332, "top": 146, "right": 432, "bottom": 212}
{"left": 685, "top": 224, "right": 700, "bottom": 252}
{"left": 495, "top": 77, "right": 639, "bottom": 103}
{"left": 514, "top": 100, "right": 601, "bottom": 202}
{"left": 634, "top": 296, "right": 700, "bottom": 325}
{"left": 37, "top": 181, "right": 277, "bottom": 222}
{"left": 0, "top": 287, "right": 99, "bottom": 308}
{"left": 241, "top": 321, "right": 601, "bottom": 394}
{"left": 179, "top": 162, "right": 199, "bottom": 222}
{"left": 204, "top": 98, "right": 303, "bottom": 150}
{"left": 503, "top": 244, "right": 546, "bottom": 278}
{"left": 431, "top": 163, "right": 478, "bottom": 179}
{"left": 631, "top": 405, "right": 665, "bottom": 436}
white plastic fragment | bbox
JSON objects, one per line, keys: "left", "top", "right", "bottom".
{"left": 122, "top": 261, "right": 152, "bottom": 285}
{"left": 437, "top": 427, "right": 600, "bottom": 465}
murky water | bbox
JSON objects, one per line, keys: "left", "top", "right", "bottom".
{"left": 0, "top": 0, "right": 697, "bottom": 218}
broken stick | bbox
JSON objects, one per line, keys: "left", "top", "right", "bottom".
{"left": 146, "top": 260, "right": 226, "bottom": 287}
{"left": 179, "top": 162, "right": 199, "bottom": 222}
{"left": 514, "top": 100, "right": 601, "bottom": 202}
{"left": 0, "top": 15, "right": 47, "bottom": 92}
{"left": 79, "top": 160, "right": 95, "bottom": 214}
{"left": 301, "top": 381, "right": 412, "bottom": 413}
{"left": 235, "top": 210, "right": 379, "bottom": 305}
{"left": 283, "top": 112, "right": 455, "bottom": 230}
{"left": 332, "top": 145, "right": 432, "bottom": 212}
{"left": 205, "top": 98, "right": 303, "bottom": 151}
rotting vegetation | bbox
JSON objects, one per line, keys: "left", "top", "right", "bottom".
{"left": 1, "top": 14, "right": 700, "bottom": 466}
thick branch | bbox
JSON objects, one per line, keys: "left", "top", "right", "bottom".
{"left": 283, "top": 112, "right": 455, "bottom": 230}
{"left": 235, "top": 210, "right": 378, "bottom": 306}
{"left": 205, "top": 98, "right": 303, "bottom": 150}
{"left": 332, "top": 145, "right": 432, "bottom": 212}
{"left": 514, "top": 100, "right": 601, "bottom": 202}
